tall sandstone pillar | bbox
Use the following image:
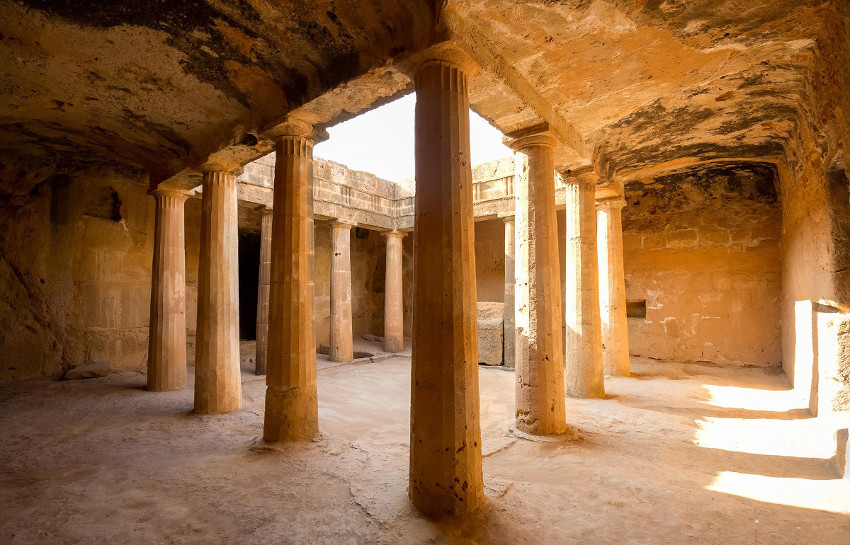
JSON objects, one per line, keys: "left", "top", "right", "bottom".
{"left": 409, "top": 45, "right": 484, "bottom": 517}
{"left": 503, "top": 216, "right": 516, "bottom": 368}
{"left": 147, "top": 187, "right": 189, "bottom": 391}
{"left": 383, "top": 230, "right": 405, "bottom": 353}
{"left": 597, "top": 197, "right": 630, "bottom": 377}
{"left": 194, "top": 169, "right": 242, "bottom": 413}
{"left": 511, "top": 132, "right": 567, "bottom": 435}
{"left": 329, "top": 221, "right": 354, "bottom": 362}
{"left": 564, "top": 174, "right": 605, "bottom": 398}
{"left": 255, "top": 207, "right": 273, "bottom": 375}
{"left": 263, "top": 126, "right": 319, "bottom": 442}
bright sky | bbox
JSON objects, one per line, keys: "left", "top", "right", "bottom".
{"left": 313, "top": 93, "right": 512, "bottom": 182}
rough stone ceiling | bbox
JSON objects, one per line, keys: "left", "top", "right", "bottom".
{"left": 0, "top": 0, "right": 846, "bottom": 193}
{"left": 450, "top": 0, "right": 846, "bottom": 176}
{"left": 0, "top": 0, "right": 435, "bottom": 182}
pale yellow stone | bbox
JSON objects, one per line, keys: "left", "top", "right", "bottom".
{"left": 147, "top": 187, "right": 189, "bottom": 392}
{"left": 194, "top": 171, "right": 242, "bottom": 414}
{"left": 409, "top": 48, "right": 485, "bottom": 518}
{"left": 255, "top": 207, "right": 273, "bottom": 375}
{"left": 329, "top": 221, "right": 354, "bottom": 362}
{"left": 263, "top": 134, "right": 319, "bottom": 442}
{"left": 383, "top": 230, "right": 405, "bottom": 353}
{"left": 511, "top": 132, "right": 567, "bottom": 434}
{"left": 597, "top": 197, "right": 630, "bottom": 377}
{"left": 564, "top": 175, "right": 605, "bottom": 398}
{"left": 503, "top": 216, "right": 516, "bottom": 368}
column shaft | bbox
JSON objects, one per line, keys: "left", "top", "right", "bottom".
{"left": 147, "top": 188, "right": 188, "bottom": 391}
{"left": 194, "top": 171, "right": 242, "bottom": 413}
{"left": 597, "top": 199, "right": 630, "bottom": 377}
{"left": 564, "top": 176, "right": 605, "bottom": 398}
{"left": 503, "top": 217, "right": 515, "bottom": 368}
{"left": 512, "top": 136, "right": 567, "bottom": 435}
{"left": 263, "top": 135, "right": 319, "bottom": 442}
{"left": 255, "top": 208, "right": 273, "bottom": 375}
{"left": 329, "top": 222, "right": 354, "bottom": 362}
{"left": 409, "top": 54, "right": 484, "bottom": 517}
{"left": 384, "top": 231, "right": 405, "bottom": 353}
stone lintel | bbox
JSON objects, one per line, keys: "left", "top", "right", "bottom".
{"left": 596, "top": 196, "right": 627, "bottom": 209}
{"left": 329, "top": 219, "right": 357, "bottom": 229}
{"left": 397, "top": 41, "right": 481, "bottom": 79}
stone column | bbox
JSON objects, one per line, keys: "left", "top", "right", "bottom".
{"left": 503, "top": 216, "right": 516, "bottom": 368}
{"left": 510, "top": 132, "right": 567, "bottom": 435}
{"left": 564, "top": 174, "right": 605, "bottom": 398}
{"left": 147, "top": 187, "right": 189, "bottom": 391}
{"left": 329, "top": 221, "right": 354, "bottom": 362}
{"left": 255, "top": 207, "right": 273, "bottom": 375}
{"left": 383, "top": 230, "right": 405, "bottom": 353}
{"left": 194, "top": 169, "right": 242, "bottom": 414}
{"left": 409, "top": 45, "right": 484, "bottom": 517}
{"left": 263, "top": 126, "right": 319, "bottom": 442}
{"left": 597, "top": 197, "right": 630, "bottom": 377}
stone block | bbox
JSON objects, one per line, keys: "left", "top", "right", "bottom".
{"left": 64, "top": 362, "right": 111, "bottom": 380}
{"left": 477, "top": 302, "right": 504, "bottom": 366}
{"left": 666, "top": 229, "right": 698, "bottom": 248}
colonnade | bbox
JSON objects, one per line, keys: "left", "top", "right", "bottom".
{"left": 144, "top": 43, "right": 631, "bottom": 519}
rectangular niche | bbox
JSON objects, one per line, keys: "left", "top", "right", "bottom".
{"left": 627, "top": 299, "right": 647, "bottom": 319}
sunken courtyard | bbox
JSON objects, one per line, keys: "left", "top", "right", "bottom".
{"left": 1, "top": 1, "right": 849, "bottom": 544}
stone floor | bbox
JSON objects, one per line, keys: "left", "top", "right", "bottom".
{"left": 1, "top": 351, "right": 848, "bottom": 544}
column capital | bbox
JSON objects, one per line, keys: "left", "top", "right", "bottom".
{"left": 596, "top": 197, "right": 627, "bottom": 210}
{"left": 149, "top": 186, "right": 190, "bottom": 200}
{"left": 405, "top": 42, "right": 480, "bottom": 77}
{"left": 504, "top": 123, "right": 559, "bottom": 152}
{"left": 383, "top": 229, "right": 407, "bottom": 240}
{"left": 499, "top": 213, "right": 515, "bottom": 223}
{"left": 563, "top": 170, "right": 599, "bottom": 188}
{"left": 258, "top": 205, "right": 274, "bottom": 217}
{"left": 330, "top": 219, "right": 357, "bottom": 230}
{"left": 264, "top": 117, "right": 329, "bottom": 144}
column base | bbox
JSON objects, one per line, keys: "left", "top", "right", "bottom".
{"left": 263, "top": 384, "right": 319, "bottom": 442}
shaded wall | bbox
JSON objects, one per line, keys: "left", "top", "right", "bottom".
{"left": 622, "top": 163, "right": 782, "bottom": 366}
{"left": 0, "top": 171, "right": 156, "bottom": 382}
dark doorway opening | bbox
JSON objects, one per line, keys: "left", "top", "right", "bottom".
{"left": 238, "top": 228, "right": 261, "bottom": 340}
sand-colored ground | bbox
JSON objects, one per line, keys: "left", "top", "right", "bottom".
{"left": 1, "top": 345, "right": 848, "bottom": 544}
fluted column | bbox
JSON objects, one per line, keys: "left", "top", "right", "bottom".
{"left": 194, "top": 170, "right": 242, "bottom": 414}
{"left": 597, "top": 197, "right": 630, "bottom": 377}
{"left": 263, "top": 128, "right": 319, "bottom": 442}
{"left": 409, "top": 45, "right": 484, "bottom": 517}
{"left": 255, "top": 207, "right": 273, "bottom": 375}
{"left": 330, "top": 220, "right": 354, "bottom": 362}
{"left": 511, "top": 133, "right": 567, "bottom": 435}
{"left": 147, "top": 187, "right": 189, "bottom": 391}
{"left": 503, "top": 216, "right": 516, "bottom": 368}
{"left": 564, "top": 174, "right": 605, "bottom": 398}
{"left": 384, "top": 230, "right": 405, "bottom": 353}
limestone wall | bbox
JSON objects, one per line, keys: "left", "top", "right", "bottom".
{"left": 0, "top": 171, "right": 155, "bottom": 382}
{"left": 622, "top": 163, "right": 783, "bottom": 367}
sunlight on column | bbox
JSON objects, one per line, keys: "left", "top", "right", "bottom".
{"left": 707, "top": 471, "right": 850, "bottom": 514}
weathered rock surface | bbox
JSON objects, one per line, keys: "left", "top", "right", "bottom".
{"left": 64, "top": 362, "right": 111, "bottom": 380}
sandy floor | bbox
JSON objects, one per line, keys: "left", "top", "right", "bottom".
{"left": 1, "top": 346, "right": 848, "bottom": 544}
